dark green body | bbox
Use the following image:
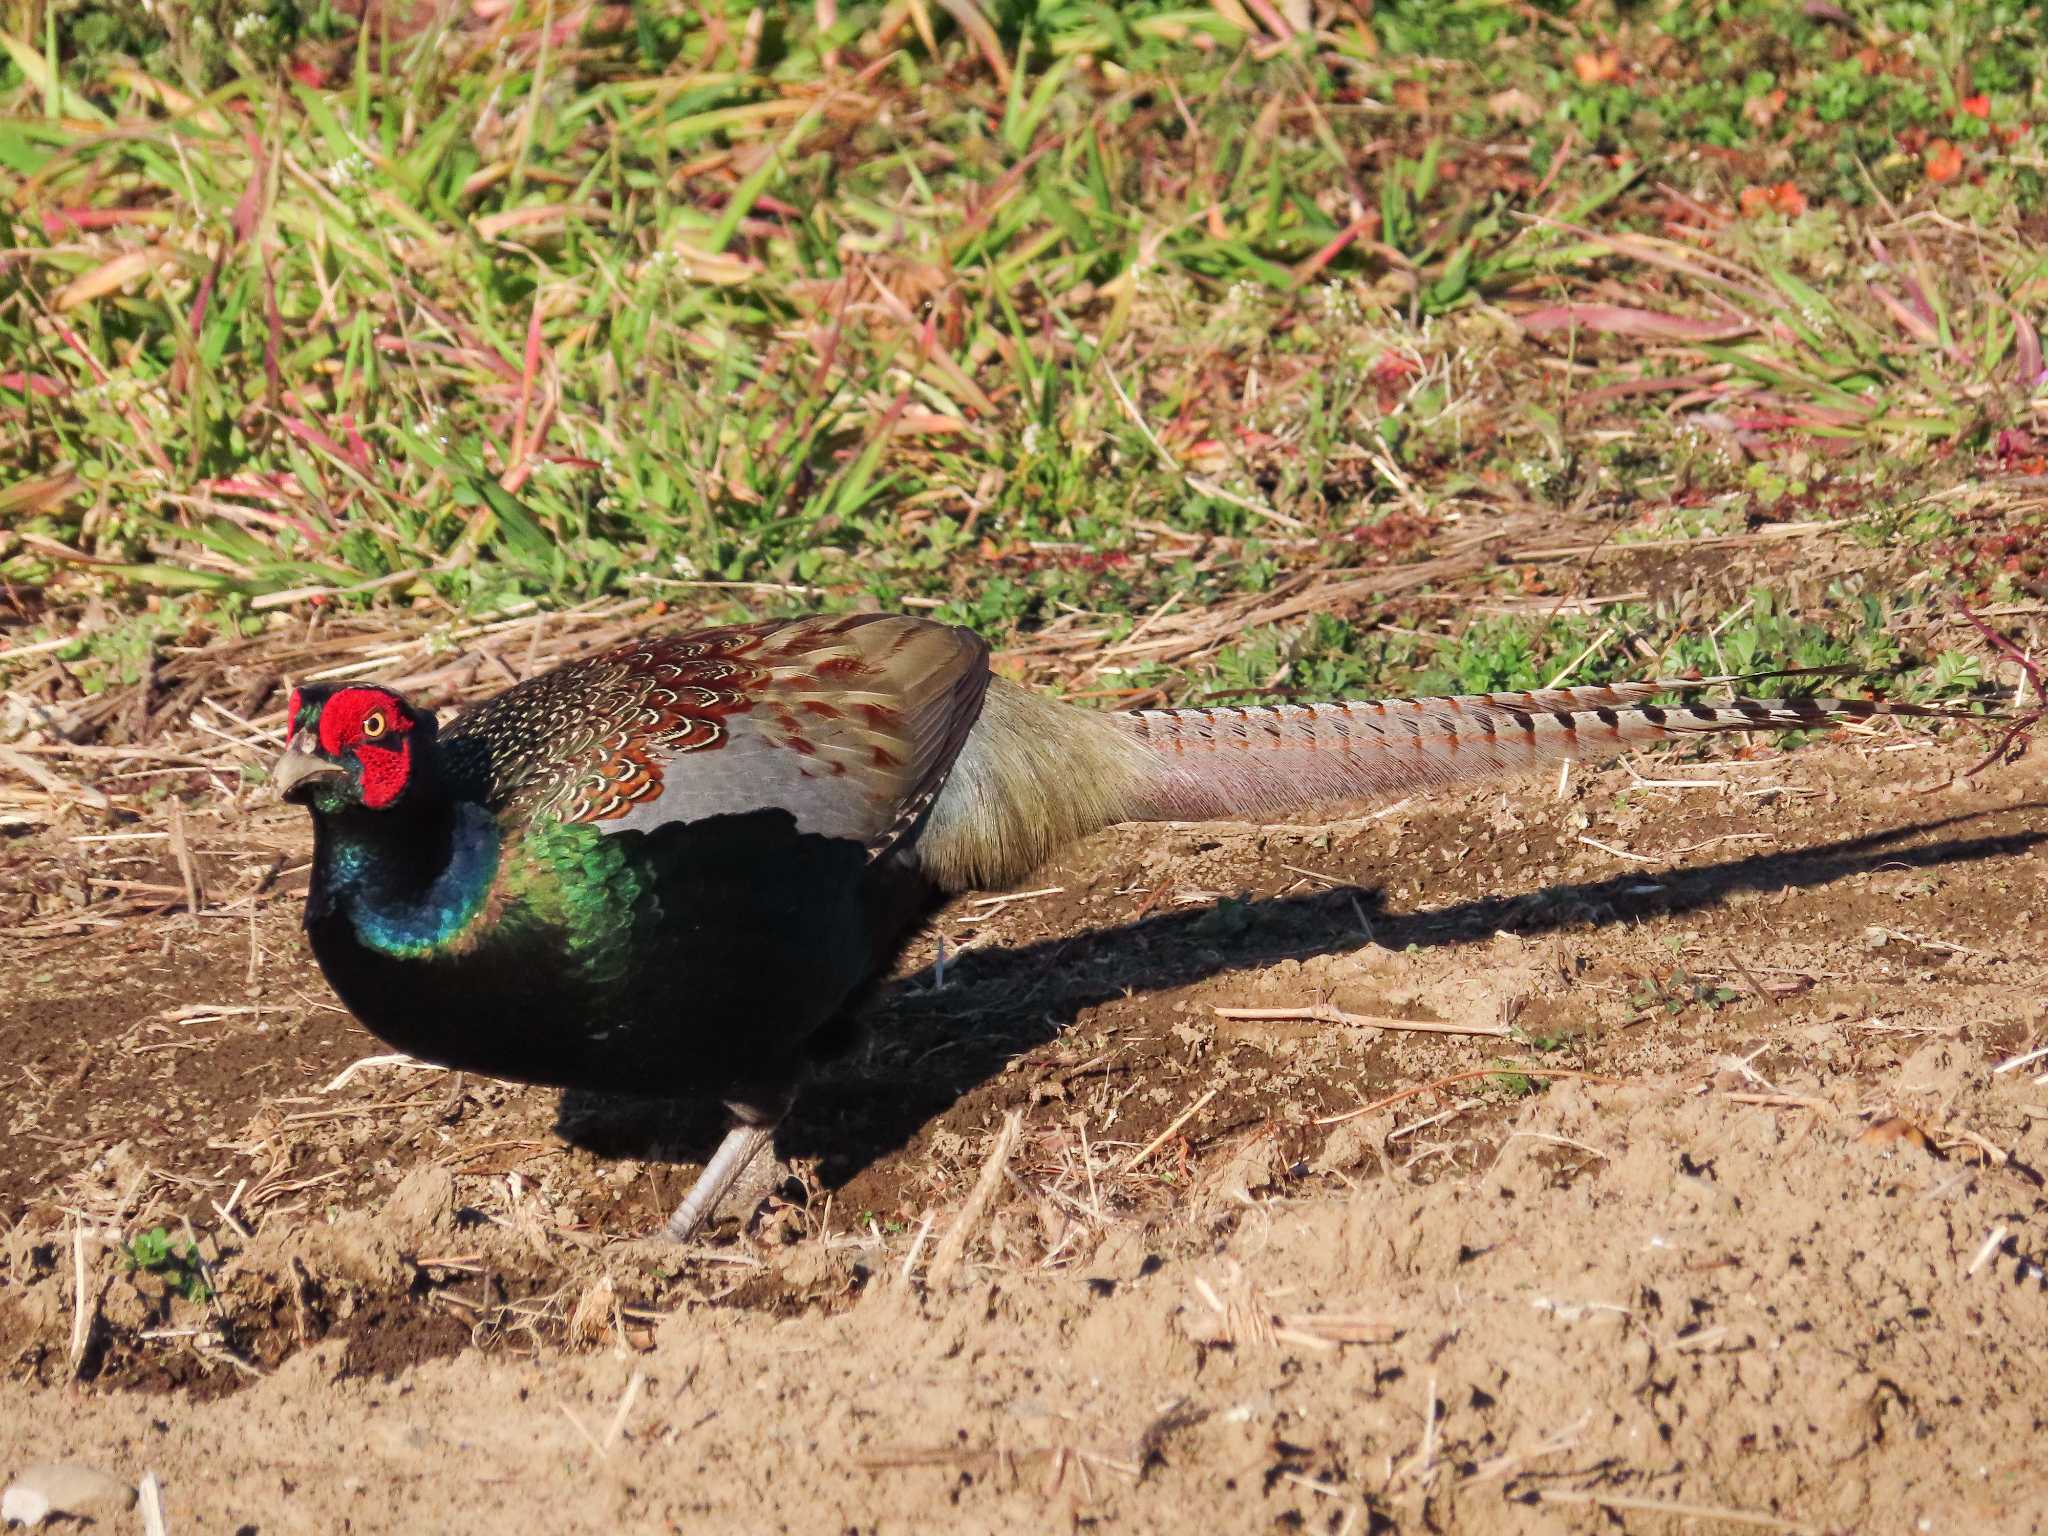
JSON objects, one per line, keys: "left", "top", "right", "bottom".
{"left": 307, "top": 797, "right": 933, "bottom": 1113}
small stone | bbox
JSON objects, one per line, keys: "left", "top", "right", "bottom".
{"left": 0, "top": 1485, "right": 49, "bottom": 1526}
{"left": 3, "top": 1464, "right": 136, "bottom": 1526}
{"left": 380, "top": 1164, "right": 456, "bottom": 1240}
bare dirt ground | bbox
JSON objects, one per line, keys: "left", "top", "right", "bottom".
{"left": 2, "top": 706, "right": 2044, "bottom": 1532}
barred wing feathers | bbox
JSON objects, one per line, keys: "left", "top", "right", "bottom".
{"left": 447, "top": 614, "right": 991, "bottom": 858}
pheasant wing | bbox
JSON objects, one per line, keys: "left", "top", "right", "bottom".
{"left": 451, "top": 614, "right": 991, "bottom": 856}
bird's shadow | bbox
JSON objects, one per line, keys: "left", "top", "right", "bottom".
{"left": 555, "top": 808, "right": 2043, "bottom": 1196}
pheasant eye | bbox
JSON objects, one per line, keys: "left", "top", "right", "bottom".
{"left": 360, "top": 710, "right": 389, "bottom": 740}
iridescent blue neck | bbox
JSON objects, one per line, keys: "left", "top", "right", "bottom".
{"left": 318, "top": 799, "right": 500, "bottom": 959}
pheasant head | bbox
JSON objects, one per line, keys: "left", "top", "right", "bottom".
{"left": 275, "top": 683, "right": 439, "bottom": 814}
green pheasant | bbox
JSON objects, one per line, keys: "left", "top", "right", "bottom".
{"left": 276, "top": 612, "right": 1988, "bottom": 1238}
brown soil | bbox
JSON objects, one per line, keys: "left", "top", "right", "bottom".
{"left": 3, "top": 730, "right": 2046, "bottom": 1533}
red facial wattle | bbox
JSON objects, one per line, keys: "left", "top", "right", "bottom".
{"left": 315, "top": 687, "right": 414, "bottom": 809}
{"left": 349, "top": 737, "right": 409, "bottom": 808}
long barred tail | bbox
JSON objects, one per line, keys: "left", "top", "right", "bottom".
{"left": 917, "top": 671, "right": 1998, "bottom": 891}
{"left": 1115, "top": 676, "right": 1991, "bottom": 823}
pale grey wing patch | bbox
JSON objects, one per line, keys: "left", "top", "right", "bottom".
{"left": 597, "top": 719, "right": 893, "bottom": 844}
{"left": 847, "top": 620, "right": 991, "bottom": 858}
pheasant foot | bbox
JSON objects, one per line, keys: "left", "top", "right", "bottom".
{"left": 663, "top": 1120, "right": 779, "bottom": 1242}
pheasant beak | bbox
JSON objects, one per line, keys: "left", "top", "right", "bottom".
{"left": 274, "top": 730, "right": 345, "bottom": 804}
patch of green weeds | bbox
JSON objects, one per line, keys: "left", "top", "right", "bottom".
{"left": 1485, "top": 1066, "right": 1546, "bottom": 1100}
{"left": 0, "top": 0, "right": 2040, "bottom": 699}
{"left": 1629, "top": 970, "right": 1743, "bottom": 1020}
{"left": 122, "top": 1226, "right": 213, "bottom": 1304}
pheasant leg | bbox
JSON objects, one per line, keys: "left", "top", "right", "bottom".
{"left": 663, "top": 1120, "right": 779, "bottom": 1241}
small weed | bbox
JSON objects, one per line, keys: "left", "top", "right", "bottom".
{"left": 1629, "top": 970, "right": 1743, "bottom": 1019}
{"left": 122, "top": 1226, "right": 213, "bottom": 1304}
{"left": 1486, "top": 1067, "right": 1545, "bottom": 1100}
{"left": 1190, "top": 897, "right": 1254, "bottom": 942}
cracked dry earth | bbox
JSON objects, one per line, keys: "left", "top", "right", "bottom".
{"left": 1, "top": 731, "right": 2045, "bottom": 1534}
